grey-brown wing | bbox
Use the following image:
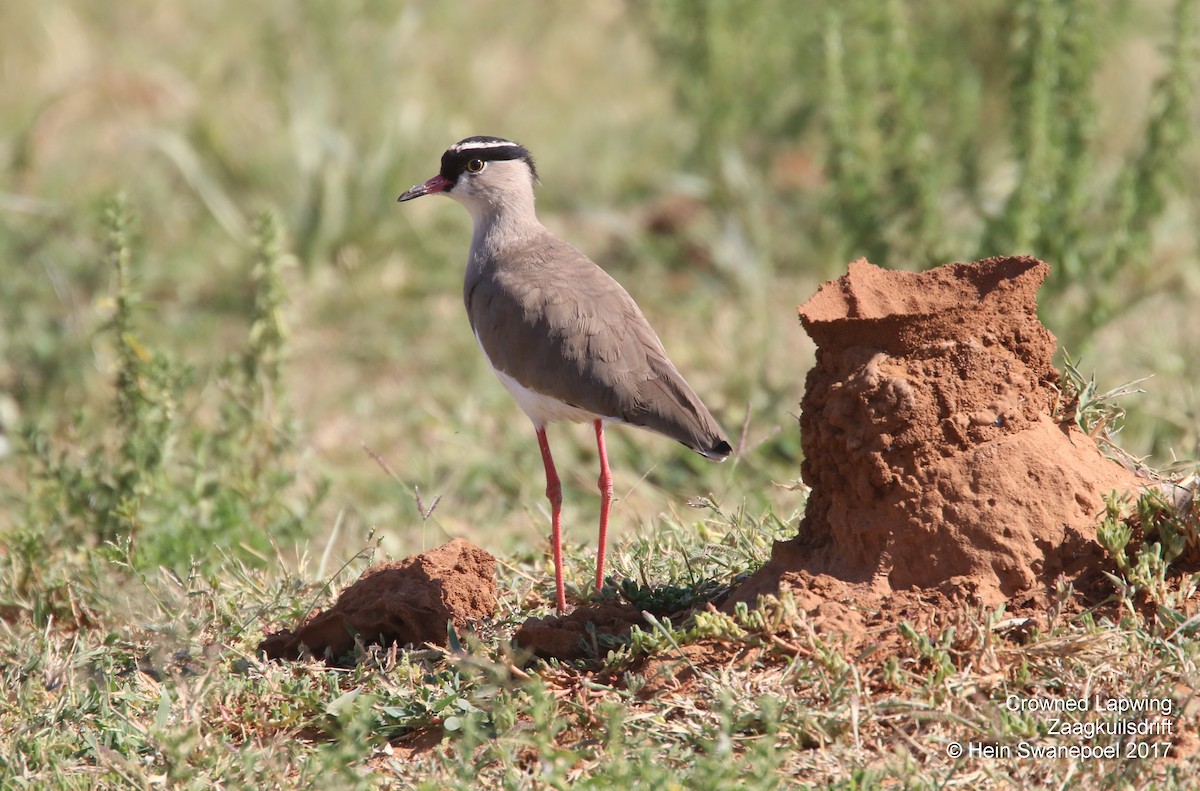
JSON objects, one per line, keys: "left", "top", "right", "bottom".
{"left": 465, "top": 237, "right": 729, "bottom": 457}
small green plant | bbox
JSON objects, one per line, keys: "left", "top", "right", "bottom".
{"left": 1054, "top": 351, "right": 1146, "bottom": 441}
{"left": 897, "top": 621, "right": 957, "bottom": 683}
{"left": 20, "top": 195, "right": 185, "bottom": 547}
{"left": 611, "top": 576, "right": 729, "bottom": 615}
{"left": 1097, "top": 488, "right": 1198, "bottom": 613}
{"left": 106, "top": 195, "right": 186, "bottom": 544}
{"left": 243, "top": 211, "right": 291, "bottom": 410}
{"left": 17, "top": 193, "right": 186, "bottom": 593}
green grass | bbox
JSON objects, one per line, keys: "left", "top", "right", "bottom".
{"left": 3, "top": 510, "right": 1198, "bottom": 788}
{"left": 2, "top": 0, "right": 1199, "bottom": 787}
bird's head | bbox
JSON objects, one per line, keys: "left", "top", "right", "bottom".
{"left": 397, "top": 136, "right": 539, "bottom": 218}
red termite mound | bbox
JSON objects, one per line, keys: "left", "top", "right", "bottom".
{"left": 729, "top": 256, "right": 1141, "bottom": 612}
{"left": 260, "top": 538, "right": 497, "bottom": 663}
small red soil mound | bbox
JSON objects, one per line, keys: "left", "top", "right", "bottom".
{"left": 259, "top": 538, "right": 496, "bottom": 663}
{"left": 514, "top": 603, "right": 646, "bottom": 661}
{"left": 728, "top": 256, "right": 1142, "bottom": 626}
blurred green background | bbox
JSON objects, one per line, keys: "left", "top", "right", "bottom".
{"left": 1, "top": 0, "right": 1197, "bottom": 576}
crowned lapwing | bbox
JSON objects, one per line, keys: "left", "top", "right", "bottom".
{"left": 398, "top": 136, "right": 731, "bottom": 612}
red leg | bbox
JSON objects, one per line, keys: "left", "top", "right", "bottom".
{"left": 536, "top": 427, "right": 567, "bottom": 613}
{"left": 594, "top": 419, "right": 613, "bottom": 592}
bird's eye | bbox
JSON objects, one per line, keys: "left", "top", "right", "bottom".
{"left": 466, "top": 159, "right": 485, "bottom": 173}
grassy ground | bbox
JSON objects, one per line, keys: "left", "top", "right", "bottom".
{"left": 2, "top": 1, "right": 1199, "bottom": 787}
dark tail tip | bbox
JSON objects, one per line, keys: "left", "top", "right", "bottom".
{"left": 709, "top": 439, "right": 733, "bottom": 460}
{"left": 685, "top": 437, "right": 733, "bottom": 461}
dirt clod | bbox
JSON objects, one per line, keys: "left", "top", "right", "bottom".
{"left": 514, "top": 603, "right": 645, "bottom": 661}
{"left": 259, "top": 538, "right": 496, "bottom": 663}
{"left": 729, "top": 256, "right": 1142, "bottom": 627}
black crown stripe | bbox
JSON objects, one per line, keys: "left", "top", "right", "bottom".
{"left": 440, "top": 138, "right": 538, "bottom": 182}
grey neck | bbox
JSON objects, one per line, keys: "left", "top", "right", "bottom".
{"left": 467, "top": 199, "right": 543, "bottom": 264}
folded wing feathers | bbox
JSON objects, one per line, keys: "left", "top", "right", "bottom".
{"left": 467, "top": 234, "right": 729, "bottom": 458}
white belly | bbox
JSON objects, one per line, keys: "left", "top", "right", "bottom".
{"left": 492, "top": 366, "right": 603, "bottom": 426}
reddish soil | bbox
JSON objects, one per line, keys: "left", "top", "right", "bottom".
{"left": 259, "top": 538, "right": 496, "bottom": 663}
{"left": 727, "top": 256, "right": 1142, "bottom": 628}
{"left": 514, "top": 604, "right": 647, "bottom": 661}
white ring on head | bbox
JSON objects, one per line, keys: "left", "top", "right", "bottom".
{"left": 450, "top": 139, "right": 519, "bottom": 153}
